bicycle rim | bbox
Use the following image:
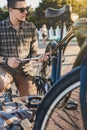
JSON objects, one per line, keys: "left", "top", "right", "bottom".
{"left": 34, "top": 66, "right": 84, "bottom": 130}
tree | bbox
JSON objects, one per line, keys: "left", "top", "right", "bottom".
{"left": 33, "top": 0, "right": 86, "bottom": 29}
{"left": 74, "top": 0, "right": 87, "bottom": 18}
{"left": 0, "top": 0, "right": 87, "bottom": 28}
{"left": 0, "top": 7, "right": 8, "bottom": 21}
{"left": 34, "top": 0, "right": 60, "bottom": 29}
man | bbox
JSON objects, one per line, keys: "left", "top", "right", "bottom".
{"left": 0, "top": 0, "right": 48, "bottom": 101}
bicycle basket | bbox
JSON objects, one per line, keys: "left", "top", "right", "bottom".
{"left": 72, "top": 18, "right": 87, "bottom": 47}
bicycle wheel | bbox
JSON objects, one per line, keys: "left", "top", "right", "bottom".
{"left": 33, "top": 66, "right": 84, "bottom": 130}
{"left": 80, "top": 56, "right": 87, "bottom": 130}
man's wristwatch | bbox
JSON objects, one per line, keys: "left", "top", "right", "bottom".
{"left": 2, "top": 57, "right": 8, "bottom": 64}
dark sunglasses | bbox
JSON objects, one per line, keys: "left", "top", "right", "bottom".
{"left": 12, "top": 7, "right": 29, "bottom": 13}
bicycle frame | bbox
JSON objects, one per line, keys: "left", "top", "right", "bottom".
{"left": 51, "top": 21, "right": 66, "bottom": 83}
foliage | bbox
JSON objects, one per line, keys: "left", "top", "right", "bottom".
{"left": 0, "top": 8, "right": 8, "bottom": 21}
{"left": 32, "top": 0, "right": 87, "bottom": 29}
{"left": 79, "top": 9, "right": 87, "bottom": 18}
{"left": 34, "top": 0, "right": 59, "bottom": 29}
{"left": 0, "top": 0, "right": 87, "bottom": 29}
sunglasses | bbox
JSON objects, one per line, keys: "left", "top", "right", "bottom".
{"left": 12, "top": 7, "right": 29, "bottom": 13}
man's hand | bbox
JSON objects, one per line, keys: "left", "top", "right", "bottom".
{"left": 7, "top": 57, "right": 21, "bottom": 68}
{"left": 38, "top": 53, "right": 50, "bottom": 62}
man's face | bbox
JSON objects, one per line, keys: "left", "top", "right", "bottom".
{"left": 10, "top": 1, "right": 28, "bottom": 22}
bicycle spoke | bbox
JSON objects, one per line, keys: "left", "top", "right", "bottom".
{"left": 44, "top": 88, "right": 84, "bottom": 130}
{"left": 63, "top": 108, "right": 80, "bottom": 130}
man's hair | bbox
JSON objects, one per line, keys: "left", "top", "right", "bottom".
{"left": 7, "top": 0, "right": 25, "bottom": 8}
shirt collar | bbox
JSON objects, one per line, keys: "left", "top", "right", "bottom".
{"left": 6, "top": 17, "right": 25, "bottom": 30}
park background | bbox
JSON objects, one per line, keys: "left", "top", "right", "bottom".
{"left": 0, "top": 0, "right": 87, "bottom": 30}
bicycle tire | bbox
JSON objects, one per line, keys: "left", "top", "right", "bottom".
{"left": 33, "top": 66, "right": 84, "bottom": 130}
{"left": 80, "top": 55, "right": 87, "bottom": 130}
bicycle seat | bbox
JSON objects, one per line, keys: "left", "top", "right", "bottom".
{"left": 45, "top": 5, "right": 72, "bottom": 21}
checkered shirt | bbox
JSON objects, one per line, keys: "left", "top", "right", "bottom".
{"left": 0, "top": 18, "right": 38, "bottom": 59}
{"left": 0, "top": 18, "right": 39, "bottom": 75}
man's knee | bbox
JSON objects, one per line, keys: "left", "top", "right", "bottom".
{"left": 0, "top": 75, "right": 10, "bottom": 91}
{"left": 0, "top": 67, "right": 13, "bottom": 91}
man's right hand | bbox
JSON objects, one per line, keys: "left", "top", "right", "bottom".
{"left": 7, "top": 57, "right": 21, "bottom": 68}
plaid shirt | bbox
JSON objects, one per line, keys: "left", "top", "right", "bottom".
{"left": 0, "top": 18, "right": 38, "bottom": 75}
{"left": 0, "top": 18, "right": 38, "bottom": 58}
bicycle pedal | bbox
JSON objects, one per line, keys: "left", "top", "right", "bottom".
{"left": 4, "top": 91, "right": 13, "bottom": 102}
{"left": 65, "top": 100, "right": 78, "bottom": 110}
{"left": 27, "top": 95, "right": 43, "bottom": 109}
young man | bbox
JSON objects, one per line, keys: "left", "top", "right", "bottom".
{"left": 0, "top": 0, "right": 48, "bottom": 101}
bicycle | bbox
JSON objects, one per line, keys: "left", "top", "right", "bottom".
{"left": 30, "top": 5, "right": 75, "bottom": 95}
{"left": 1, "top": 7, "right": 74, "bottom": 130}
{"left": 40, "top": 5, "right": 76, "bottom": 85}
{"left": 33, "top": 8, "right": 87, "bottom": 130}
{"left": 0, "top": 4, "right": 85, "bottom": 129}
